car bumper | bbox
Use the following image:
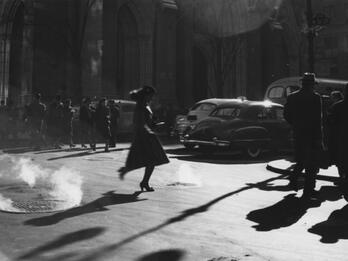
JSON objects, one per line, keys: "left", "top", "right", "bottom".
{"left": 180, "top": 137, "right": 230, "bottom": 147}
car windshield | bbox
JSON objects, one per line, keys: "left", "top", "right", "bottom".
{"left": 210, "top": 106, "right": 241, "bottom": 118}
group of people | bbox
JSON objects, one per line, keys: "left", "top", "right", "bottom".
{"left": 284, "top": 72, "right": 348, "bottom": 199}
{"left": 21, "top": 94, "right": 120, "bottom": 151}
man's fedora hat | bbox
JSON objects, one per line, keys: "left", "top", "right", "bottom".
{"left": 301, "top": 72, "right": 317, "bottom": 83}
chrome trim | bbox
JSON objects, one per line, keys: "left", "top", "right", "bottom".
{"left": 180, "top": 138, "right": 230, "bottom": 147}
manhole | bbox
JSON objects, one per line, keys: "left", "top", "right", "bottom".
{"left": 10, "top": 200, "right": 67, "bottom": 213}
{"left": 0, "top": 184, "right": 80, "bottom": 214}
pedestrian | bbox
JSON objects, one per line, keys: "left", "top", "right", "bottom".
{"left": 23, "top": 93, "right": 46, "bottom": 148}
{"left": 62, "top": 98, "right": 75, "bottom": 148}
{"left": 284, "top": 72, "right": 323, "bottom": 199}
{"left": 108, "top": 99, "right": 120, "bottom": 148}
{"left": 79, "top": 97, "right": 96, "bottom": 150}
{"left": 118, "top": 85, "right": 169, "bottom": 192}
{"left": 45, "top": 95, "right": 64, "bottom": 148}
{"left": 95, "top": 98, "right": 111, "bottom": 152}
{"left": 327, "top": 84, "right": 348, "bottom": 185}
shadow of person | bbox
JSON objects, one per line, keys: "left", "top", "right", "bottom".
{"left": 247, "top": 186, "right": 343, "bottom": 232}
{"left": 18, "top": 227, "right": 106, "bottom": 260}
{"left": 247, "top": 193, "right": 322, "bottom": 231}
{"left": 47, "top": 148, "right": 127, "bottom": 161}
{"left": 24, "top": 191, "right": 145, "bottom": 226}
{"left": 136, "top": 249, "right": 186, "bottom": 261}
{"left": 308, "top": 204, "right": 348, "bottom": 243}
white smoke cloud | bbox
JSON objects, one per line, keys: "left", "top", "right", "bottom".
{"left": 0, "top": 154, "right": 83, "bottom": 212}
{"left": 176, "top": 163, "right": 202, "bottom": 187}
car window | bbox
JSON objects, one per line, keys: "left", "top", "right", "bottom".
{"left": 211, "top": 107, "right": 240, "bottom": 118}
{"left": 191, "top": 103, "right": 216, "bottom": 112}
{"left": 240, "top": 106, "right": 263, "bottom": 120}
{"left": 285, "top": 85, "right": 300, "bottom": 96}
{"left": 268, "top": 86, "right": 284, "bottom": 98}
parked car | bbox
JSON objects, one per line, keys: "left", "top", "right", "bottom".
{"left": 264, "top": 76, "right": 348, "bottom": 105}
{"left": 180, "top": 100, "right": 292, "bottom": 158}
{"left": 173, "top": 98, "right": 243, "bottom": 139}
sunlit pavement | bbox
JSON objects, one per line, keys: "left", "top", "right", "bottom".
{"left": 0, "top": 143, "right": 347, "bottom": 261}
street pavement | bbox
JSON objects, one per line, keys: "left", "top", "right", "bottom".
{"left": 0, "top": 142, "right": 347, "bottom": 261}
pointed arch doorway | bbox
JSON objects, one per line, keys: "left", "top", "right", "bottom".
{"left": 117, "top": 5, "right": 140, "bottom": 98}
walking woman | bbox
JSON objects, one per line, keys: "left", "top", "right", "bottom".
{"left": 119, "top": 85, "right": 169, "bottom": 191}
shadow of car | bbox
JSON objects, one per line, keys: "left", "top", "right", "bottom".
{"left": 180, "top": 100, "right": 292, "bottom": 158}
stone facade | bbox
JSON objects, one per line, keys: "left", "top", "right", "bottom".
{"left": 0, "top": 0, "right": 302, "bottom": 109}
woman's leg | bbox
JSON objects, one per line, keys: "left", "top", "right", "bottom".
{"left": 140, "top": 166, "right": 155, "bottom": 191}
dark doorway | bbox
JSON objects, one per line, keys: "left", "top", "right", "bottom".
{"left": 8, "top": 3, "right": 24, "bottom": 106}
{"left": 117, "top": 5, "right": 140, "bottom": 98}
{"left": 192, "top": 46, "right": 208, "bottom": 102}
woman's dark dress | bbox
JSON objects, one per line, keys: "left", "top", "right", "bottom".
{"left": 125, "top": 103, "right": 169, "bottom": 170}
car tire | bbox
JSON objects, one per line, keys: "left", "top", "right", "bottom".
{"left": 245, "top": 147, "right": 261, "bottom": 158}
{"left": 184, "top": 144, "right": 195, "bottom": 150}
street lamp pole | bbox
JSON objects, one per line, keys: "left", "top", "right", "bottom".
{"left": 306, "top": 0, "right": 315, "bottom": 73}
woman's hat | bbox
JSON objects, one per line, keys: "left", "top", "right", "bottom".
{"left": 130, "top": 85, "right": 156, "bottom": 100}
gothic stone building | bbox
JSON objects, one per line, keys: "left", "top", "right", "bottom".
{"left": 0, "top": 0, "right": 301, "bottom": 109}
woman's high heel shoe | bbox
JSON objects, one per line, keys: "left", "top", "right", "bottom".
{"left": 140, "top": 182, "right": 155, "bottom": 192}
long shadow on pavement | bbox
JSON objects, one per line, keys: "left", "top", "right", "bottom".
{"left": 247, "top": 185, "right": 342, "bottom": 231}
{"left": 308, "top": 204, "right": 348, "bottom": 243}
{"left": 18, "top": 227, "right": 106, "bottom": 260}
{"left": 24, "top": 191, "right": 144, "bottom": 226}
{"left": 169, "top": 151, "right": 291, "bottom": 165}
{"left": 46, "top": 148, "right": 128, "bottom": 161}
{"left": 66, "top": 173, "right": 294, "bottom": 261}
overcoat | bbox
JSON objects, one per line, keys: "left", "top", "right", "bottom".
{"left": 284, "top": 89, "right": 323, "bottom": 168}
{"left": 125, "top": 102, "right": 169, "bottom": 170}
{"left": 95, "top": 105, "right": 111, "bottom": 140}
{"left": 328, "top": 100, "right": 348, "bottom": 173}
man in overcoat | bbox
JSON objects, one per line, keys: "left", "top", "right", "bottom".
{"left": 284, "top": 72, "right": 323, "bottom": 199}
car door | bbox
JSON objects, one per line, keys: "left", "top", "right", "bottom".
{"left": 260, "top": 106, "right": 291, "bottom": 148}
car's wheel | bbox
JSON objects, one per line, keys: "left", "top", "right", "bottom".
{"left": 184, "top": 144, "right": 195, "bottom": 150}
{"left": 245, "top": 147, "right": 261, "bottom": 158}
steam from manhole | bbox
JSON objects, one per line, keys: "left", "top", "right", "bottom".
{"left": 166, "top": 163, "right": 201, "bottom": 188}
{"left": 0, "top": 154, "right": 83, "bottom": 213}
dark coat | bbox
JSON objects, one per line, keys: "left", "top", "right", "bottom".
{"left": 284, "top": 89, "right": 323, "bottom": 169}
{"left": 125, "top": 102, "right": 169, "bottom": 170}
{"left": 95, "top": 105, "right": 111, "bottom": 140}
{"left": 62, "top": 106, "right": 74, "bottom": 135}
{"left": 328, "top": 100, "right": 348, "bottom": 172}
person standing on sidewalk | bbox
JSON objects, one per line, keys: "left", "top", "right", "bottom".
{"left": 62, "top": 98, "right": 75, "bottom": 148}
{"left": 95, "top": 98, "right": 111, "bottom": 152}
{"left": 119, "top": 85, "right": 169, "bottom": 192}
{"left": 284, "top": 72, "right": 323, "bottom": 199}
{"left": 23, "top": 93, "right": 46, "bottom": 148}
{"left": 108, "top": 99, "right": 120, "bottom": 148}
{"left": 327, "top": 84, "right": 348, "bottom": 193}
